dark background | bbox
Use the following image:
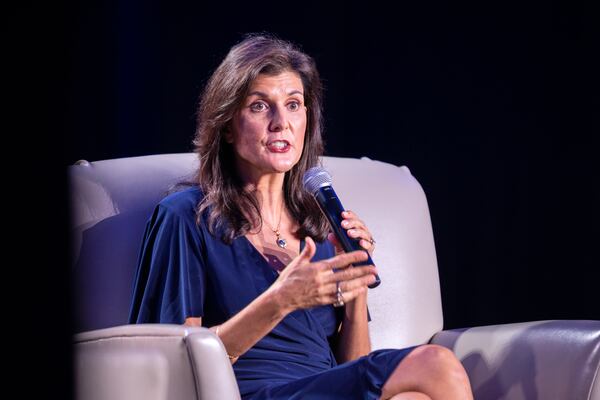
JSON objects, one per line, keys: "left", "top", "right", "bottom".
{"left": 7, "top": 0, "right": 598, "bottom": 398}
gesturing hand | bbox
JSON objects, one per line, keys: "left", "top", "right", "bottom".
{"left": 270, "top": 236, "right": 378, "bottom": 312}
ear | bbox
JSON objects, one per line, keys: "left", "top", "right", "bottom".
{"left": 223, "top": 127, "right": 234, "bottom": 144}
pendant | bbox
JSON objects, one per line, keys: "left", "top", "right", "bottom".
{"left": 275, "top": 231, "right": 287, "bottom": 249}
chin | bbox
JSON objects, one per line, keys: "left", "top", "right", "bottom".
{"left": 282, "top": 157, "right": 302, "bottom": 169}
{"left": 268, "top": 157, "right": 300, "bottom": 172}
{"left": 272, "top": 165, "right": 295, "bottom": 174}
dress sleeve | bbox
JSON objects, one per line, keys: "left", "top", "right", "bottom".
{"left": 128, "top": 203, "right": 206, "bottom": 324}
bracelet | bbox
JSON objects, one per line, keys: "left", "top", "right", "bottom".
{"left": 215, "top": 325, "right": 239, "bottom": 360}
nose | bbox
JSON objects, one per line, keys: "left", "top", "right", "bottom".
{"left": 268, "top": 105, "right": 289, "bottom": 132}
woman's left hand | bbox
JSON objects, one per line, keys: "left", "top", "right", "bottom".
{"left": 327, "top": 210, "right": 376, "bottom": 257}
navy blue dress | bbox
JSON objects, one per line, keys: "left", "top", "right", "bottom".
{"left": 129, "top": 186, "right": 417, "bottom": 399}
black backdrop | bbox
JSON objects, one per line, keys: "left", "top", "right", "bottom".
{"left": 7, "top": 0, "right": 598, "bottom": 398}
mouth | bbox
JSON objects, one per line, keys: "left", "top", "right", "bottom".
{"left": 266, "top": 140, "right": 291, "bottom": 153}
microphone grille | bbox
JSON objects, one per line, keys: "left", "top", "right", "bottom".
{"left": 303, "top": 166, "right": 332, "bottom": 194}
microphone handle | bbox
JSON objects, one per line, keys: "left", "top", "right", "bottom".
{"left": 315, "top": 186, "right": 381, "bottom": 288}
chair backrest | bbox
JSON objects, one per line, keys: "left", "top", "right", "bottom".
{"left": 70, "top": 153, "right": 443, "bottom": 349}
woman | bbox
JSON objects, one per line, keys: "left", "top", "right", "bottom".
{"left": 129, "top": 34, "right": 473, "bottom": 400}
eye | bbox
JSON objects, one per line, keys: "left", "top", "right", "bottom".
{"left": 250, "top": 102, "right": 268, "bottom": 112}
{"left": 287, "top": 101, "right": 301, "bottom": 111}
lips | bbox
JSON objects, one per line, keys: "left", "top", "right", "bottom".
{"left": 266, "top": 140, "right": 291, "bottom": 153}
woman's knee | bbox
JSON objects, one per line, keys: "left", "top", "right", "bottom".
{"left": 408, "top": 344, "right": 469, "bottom": 382}
{"left": 381, "top": 344, "right": 472, "bottom": 399}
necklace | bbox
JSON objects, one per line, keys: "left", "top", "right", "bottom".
{"left": 263, "top": 202, "right": 287, "bottom": 249}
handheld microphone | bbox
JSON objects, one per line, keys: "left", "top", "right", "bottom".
{"left": 303, "top": 166, "right": 381, "bottom": 288}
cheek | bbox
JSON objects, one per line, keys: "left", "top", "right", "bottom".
{"left": 297, "top": 118, "right": 307, "bottom": 149}
{"left": 233, "top": 135, "right": 260, "bottom": 160}
{"left": 232, "top": 118, "right": 264, "bottom": 148}
{"left": 292, "top": 113, "right": 307, "bottom": 140}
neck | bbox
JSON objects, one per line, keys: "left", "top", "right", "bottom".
{"left": 238, "top": 170, "right": 286, "bottom": 226}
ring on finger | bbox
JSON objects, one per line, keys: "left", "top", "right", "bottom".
{"left": 368, "top": 237, "right": 376, "bottom": 245}
{"left": 333, "top": 281, "right": 345, "bottom": 307}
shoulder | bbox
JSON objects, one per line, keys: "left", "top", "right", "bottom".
{"left": 155, "top": 185, "right": 204, "bottom": 221}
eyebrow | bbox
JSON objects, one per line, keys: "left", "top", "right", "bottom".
{"left": 247, "top": 90, "right": 304, "bottom": 98}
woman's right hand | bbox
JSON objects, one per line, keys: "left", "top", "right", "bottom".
{"left": 270, "top": 236, "right": 378, "bottom": 312}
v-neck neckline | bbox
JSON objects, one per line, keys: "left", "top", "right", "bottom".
{"left": 240, "top": 235, "right": 305, "bottom": 274}
{"left": 237, "top": 235, "right": 334, "bottom": 341}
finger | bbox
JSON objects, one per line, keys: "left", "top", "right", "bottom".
{"left": 340, "top": 217, "right": 366, "bottom": 231}
{"left": 341, "top": 210, "right": 354, "bottom": 219}
{"left": 324, "top": 265, "right": 377, "bottom": 284}
{"left": 359, "top": 238, "right": 375, "bottom": 252}
{"left": 347, "top": 229, "right": 374, "bottom": 249}
{"left": 327, "top": 232, "right": 344, "bottom": 254}
{"left": 339, "top": 285, "right": 368, "bottom": 303}
{"left": 339, "top": 211, "right": 372, "bottom": 242}
{"left": 341, "top": 210, "right": 366, "bottom": 224}
{"left": 325, "top": 284, "right": 368, "bottom": 305}
{"left": 338, "top": 273, "right": 378, "bottom": 292}
{"left": 340, "top": 210, "right": 361, "bottom": 232}
{"left": 345, "top": 228, "right": 370, "bottom": 240}
{"left": 327, "top": 232, "right": 340, "bottom": 246}
{"left": 300, "top": 236, "right": 317, "bottom": 262}
{"left": 320, "top": 249, "right": 369, "bottom": 271}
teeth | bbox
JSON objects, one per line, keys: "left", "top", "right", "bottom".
{"left": 269, "top": 141, "right": 288, "bottom": 149}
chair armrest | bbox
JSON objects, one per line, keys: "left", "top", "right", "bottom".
{"left": 75, "top": 324, "right": 241, "bottom": 400}
{"left": 430, "top": 320, "right": 600, "bottom": 400}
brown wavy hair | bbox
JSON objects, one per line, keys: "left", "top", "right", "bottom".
{"left": 192, "top": 33, "right": 329, "bottom": 244}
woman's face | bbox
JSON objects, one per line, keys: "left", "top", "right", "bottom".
{"left": 226, "top": 70, "right": 307, "bottom": 180}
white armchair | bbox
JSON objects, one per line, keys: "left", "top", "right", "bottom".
{"left": 71, "top": 153, "right": 600, "bottom": 400}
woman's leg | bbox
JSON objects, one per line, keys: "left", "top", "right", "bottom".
{"left": 380, "top": 344, "right": 473, "bottom": 400}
